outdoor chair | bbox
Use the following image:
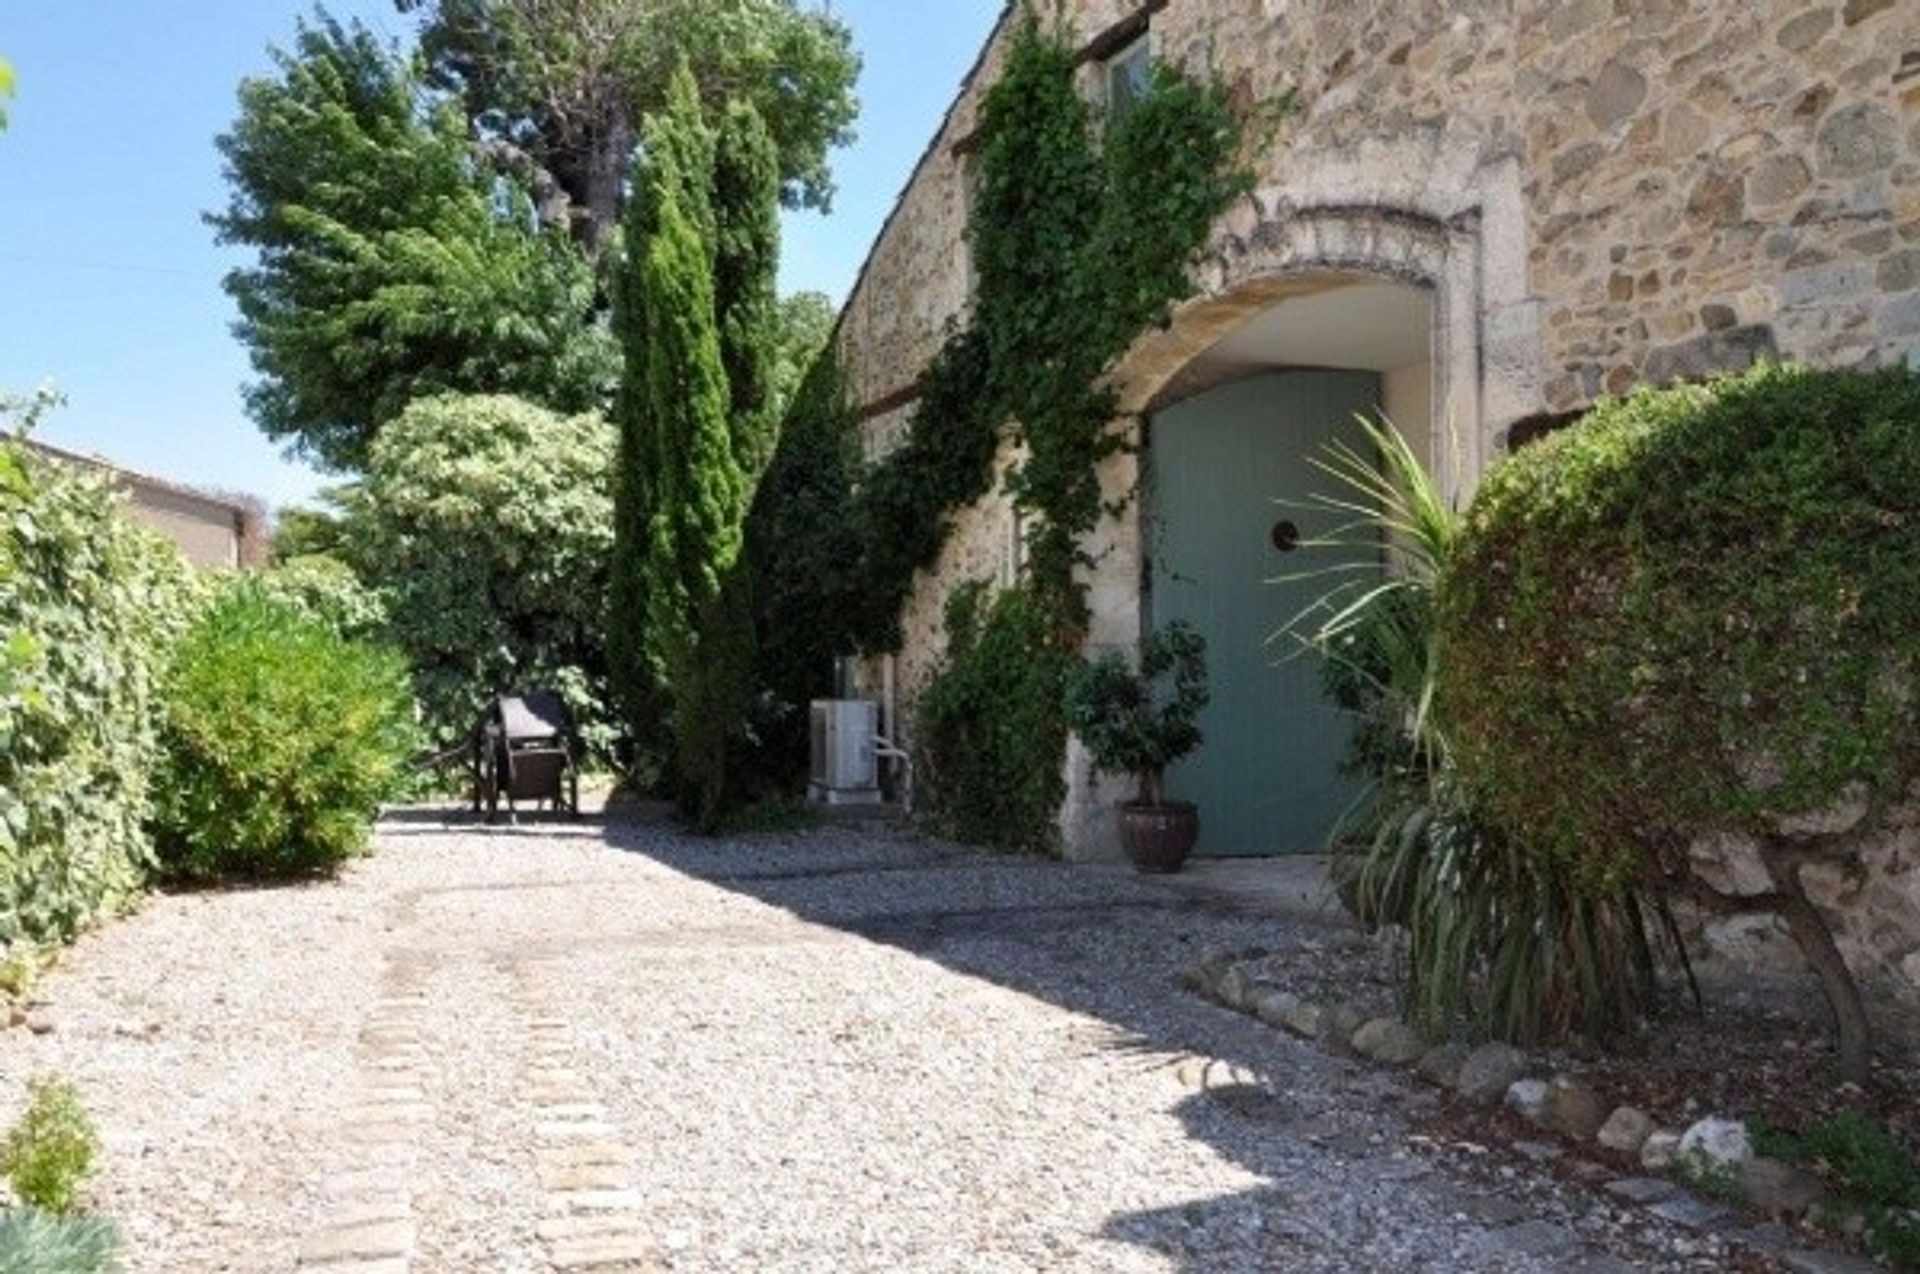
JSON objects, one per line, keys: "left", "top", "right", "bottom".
{"left": 470, "top": 690, "right": 581, "bottom": 823}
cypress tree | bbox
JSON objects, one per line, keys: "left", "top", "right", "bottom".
{"left": 607, "top": 66, "right": 784, "bottom": 822}
{"left": 712, "top": 101, "right": 783, "bottom": 480}
{"left": 674, "top": 100, "right": 783, "bottom": 822}
{"left": 608, "top": 66, "right": 718, "bottom": 772}
{"left": 640, "top": 168, "right": 746, "bottom": 820}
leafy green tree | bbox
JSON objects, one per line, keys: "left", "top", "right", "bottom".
{"left": 210, "top": 13, "right": 615, "bottom": 471}
{"left": 349, "top": 393, "right": 618, "bottom": 754}
{"left": 269, "top": 497, "right": 354, "bottom": 563}
{"left": 772, "top": 291, "right": 835, "bottom": 417}
{"left": 397, "top": 0, "right": 859, "bottom": 251}
{"left": 0, "top": 57, "right": 16, "bottom": 131}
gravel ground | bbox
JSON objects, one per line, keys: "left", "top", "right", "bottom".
{"left": 0, "top": 803, "right": 1776, "bottom": 1271}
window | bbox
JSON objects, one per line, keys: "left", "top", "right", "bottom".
{"left": 1105, "top": 35, "right": 1152, "bottom": 120}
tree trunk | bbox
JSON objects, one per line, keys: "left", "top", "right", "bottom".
{"left": 1764, "top": 841, "right": 1873, "bottom": 1083}
{"left": 579, "top": 113, "right": 636, "bottom": 259}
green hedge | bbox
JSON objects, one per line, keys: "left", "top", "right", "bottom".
{"left": 0, "top": 440, "right": 200, "bottom": 949}
{"left": 151, "top": 591, "right": 417, "bottom": 881}
{"left": 1437, "top": 362, "right": 1920, "bottom": 883}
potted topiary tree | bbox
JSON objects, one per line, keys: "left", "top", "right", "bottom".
{"left": 1063, "top": 622, "right": 1209, "bottom": 873}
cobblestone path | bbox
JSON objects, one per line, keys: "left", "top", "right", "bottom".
{"left": 0, "top": 805, "right": 1766, "bottom": 1272}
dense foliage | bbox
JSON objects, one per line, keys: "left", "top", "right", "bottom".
{"left": 231, "top": 557, "right": 387, "bottom": 641}
{"left": 268, "top": 500, "right": 352, "bottom": 563}
{"left": 1063, "top": 623, "right": 1208, "bottom": 806}
{"left": 742, "top": 18, "right": 1248, "bottom": 844}
{"left": 770, "top": 292, "right": 835, "bottom": 417}
{"left": 350, "top": 393, "right": 617, "bottom": 755}
{"left": 210, "top": 14, "right": 615, "bottom": 471}
{"left": 0, "top": 57, "right": 13, "bottom": 130}
{"left": 1298, "top": 416, "right": 1681, "bottom": 1044}
{"left": 0, "top": 431, "right": 199, "bottom": 952}
{"left": 1, "top": 1078, "right": 99, "bottom": 1216}
{"left": 399, "top": 0, "right": 859, "bottom": 250}
{"left": 903, "top": 20, "right": 1245, "bottom": 846}
{"left": 742, "top": 352, "right": 865, "bottom": 785}
{"left": 151, "top": 591, "right": 416, "bottom": 881}
{"left": 1437, "top": 364, "right": 1920, "bottom": 1073}
{"left": 917, "top": 583, "right": 1072, "bottom": 854}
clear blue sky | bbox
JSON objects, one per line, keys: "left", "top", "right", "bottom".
{"left": 0, "top": 1, "right": 1001, "bottom": 508}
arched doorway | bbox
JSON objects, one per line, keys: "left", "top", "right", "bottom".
{"left": 1145, "top": 278, "right": 1434, "bottom": 856}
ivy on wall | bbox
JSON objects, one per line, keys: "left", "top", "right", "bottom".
{"left": 751, "top": 11, "right": 1260, "bottom": 849}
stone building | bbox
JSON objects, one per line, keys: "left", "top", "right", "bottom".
{"left": 26, "top": 439, "right": 265, "bottom": 570}
{"left": 834, "top": 0, "right": 1920, "bottom": 868}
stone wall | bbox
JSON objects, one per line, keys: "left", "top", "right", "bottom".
{"left": 835, "top": 0, "right": 1920, "bottom": 867}
{"left": 1687, "top": 792, "right": 1920, "bottom": 1004}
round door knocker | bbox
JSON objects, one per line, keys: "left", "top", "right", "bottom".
{"left": 1270, "top": 519, "right": 1301, "bottom": 553}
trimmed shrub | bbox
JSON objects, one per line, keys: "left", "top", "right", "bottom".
{"left": 349, "top": 393, "right": 616, "bottom": 759}
{"left": 917, "top": 582, "right": 1071, "bottom": 854}
{"left": 0, "top": 1208, "right": 120, "bottom": 1274}
{"left": 151, "top": 591, "right": 416, "bottom": 880}
{"left": 0, "top": 435, "right": 200, "bottom": 951}
{"left": 1437, "top": 363, "right": 1920, "bottom": 1075}
{"left": 1, "top": 1078, "right": 98, "bottom": 1215}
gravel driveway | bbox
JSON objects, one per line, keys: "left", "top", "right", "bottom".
{"left": 0, "top": 804, "right": 1751, "bottom": 1272}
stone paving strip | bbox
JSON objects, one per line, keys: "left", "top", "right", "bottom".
{"left": 511, "top": 960, "right": 659, "bottom": 1273}
{"left": 296, "top": 955, "right": 435, "bottom": 1273}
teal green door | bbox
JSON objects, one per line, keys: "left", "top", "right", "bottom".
{"left": 1149, "top": 370, "right": 1380, "bottom": 855}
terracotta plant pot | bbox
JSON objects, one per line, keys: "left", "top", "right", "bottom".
{"left": 1119, "top": 800, "right": 1198, "bottom": 874}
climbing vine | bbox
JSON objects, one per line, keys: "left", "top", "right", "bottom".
{"left": 751, "top": 11, "right": 1260, "bottom": 847}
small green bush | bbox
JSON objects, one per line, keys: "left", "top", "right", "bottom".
{"left": 917, "top": 582, "right": 1071, "bottom": 854}
{"left": 1, "top": 1079, "right": 99, "bottom": 1216}
{"left": 151, "top": 591, "right": 417, "bottom": 880}
{"left": 1062, "top": 622, "right": 1207, "bottom": 805}
{"left": 0, "top": 1208, "right": 120, "bottom": 1274}
{"left": 1, "top": 426, "right": 201, "bottom": 951}
{"left": 1757, "top": 1110, "right": 1920, "bottom": 1269}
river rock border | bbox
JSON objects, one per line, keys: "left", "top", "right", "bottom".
{"left": 1187, "top": 950, "right": 1881, "bottom": 1273}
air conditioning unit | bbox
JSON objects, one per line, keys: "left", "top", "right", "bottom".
{"left": 809, "top": 699, "right": 880, "bottom": 805}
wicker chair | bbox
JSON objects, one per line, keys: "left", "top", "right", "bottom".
{"left": 470, "top": 690, "right": 580, "bottom": 823}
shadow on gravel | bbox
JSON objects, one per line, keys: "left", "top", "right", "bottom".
{"left": 576, "top": 803, "right": 1465, "bottom": 1269}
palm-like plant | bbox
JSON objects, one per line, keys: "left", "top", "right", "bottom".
{"left": 1279, "top": 414, "right": 1688, "bottom": 1044}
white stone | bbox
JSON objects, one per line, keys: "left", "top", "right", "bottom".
{"left": 1597, "top": 1106, "right": 1656, "bottom": 1153}
{"left": 1777, "top": 784, "right": 1869, "bottom": 837}
{"left": 1456, "top": 1042, "right": 1528, "bottom": 1100}
{"left": 1677, "top": 1117, "right": 1752, "bottom": 1169}
{"left": 1505, "top": 1079, "right": 1549, "bottom": 1120}
{"left": 1688, "top": 832, "right": 1773, "bottom": 897}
